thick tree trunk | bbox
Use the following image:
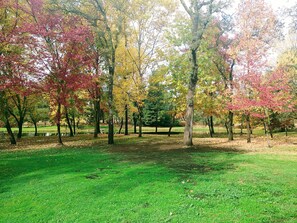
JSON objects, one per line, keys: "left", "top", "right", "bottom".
{"left": 125, "top": 105, "right": 128, "bottom": 135}
{"left": 57, "top": 103, "right": 63, "bottom": 145}
{"left": 183, "top": 89, "right": 195, "bottom": 146}
{"left": 183, "top": 47, "right": 198, "bottom": 146}
{"left": 5, "top": 118, "right": 16, "bottom": 145}
{"left": 65, "top": 108, "right": 74, "bottom": 137}
{"left": 228, "top": 111, "right": 234, "bottom": 141}
{"left": 246, "top": 114, "right": 251, "bottom": 143}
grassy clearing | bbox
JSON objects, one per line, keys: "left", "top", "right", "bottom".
{"left": 0, "top": 133, "right": 297, "bottom": 223}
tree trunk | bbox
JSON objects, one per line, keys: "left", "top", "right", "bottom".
{"left": 207, "top": 117, "right": 213, "bottom": 138}
{"left": 65, "top": 108, "right": 74, "bottom": 137}
{"left": 108, "top": 65, "right": 115, "bottom": 144}
{"left": 71, "top": 113, "right": 76, "bottom": 135}
{"left": 228, "top": 111, "right": 234, "bottom": 141}
{"left": 138, "top": 108, "right": 143, "bottom": 137}
{"left": 225, "top": 122, "right": 229, "bottom": 134}
{"left": 125, "top": 105, "right": 128, "bottom": 135}
{"left": 183, "top": 47, "right": 198, "bottom": 146}
{"left": 268, "top": 124, "right": 273, "bottom": 139}
{"left": 285, "top": 126, "right": 288, "bottom": 137}
{"left": 118, "top": 118, "right": 123, "bottom": 134}
{"left": 33, "top": 121, "right": 38, "bottom": 136}
{"left": 57, "top": 102, "right": 63, "bottom": 145}
{"left": 17, "top": 118, "right": 24, "bottom": 139}
{"left": 155, "top": 111, "right": 158, "bottom": 133}
{"left": 246, "top": 114, "right": 251, "bottom": 143}
{"left": 5, "top": 118, "right": 16, "bottom": 145}
{"left": 240, "top": 116, "right": 244, "bottom": 135}
{"left": 133, "top": 113, "right": 137, "bottom": 134}
{"left": 210, "top": 115, "right": 215, "bottom": 135}
{"left": 94, "top": 99, "right": 100, "bottom": 138}
{"left": 168, "top": 126, "right": 172, "bottom": 137}
{"left": 263, "top": 120, "right": 267, "bottom": 134}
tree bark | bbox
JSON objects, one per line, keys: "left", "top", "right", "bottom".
{"left": 5, "top": 118, "right": 16, "bottom": 145}
{"left": 124, "top": 104, "right": 129, "bottom": 135}
{"left": 108, "top": 65, "right": 115, "bottom": 144}
{"left": 268, "top": 124, "right": 273, "bottom": 139}
{"left": 138, "top": 108, "right": 143, "bottom": 137}
{"left": 57, "top": 102, "right": 63, "bottom": 145}
{"left": 133, "top": 113, "right": 137, "bottom": 134}
{"left": 94, "top": 99, "right": 101, "bottom": 138}
{"left": 118, "top": 118, "right": 123, "bottom": 134}
{"left": 210, "top": 115, "right": 215, "bottom": 135}
{"left": 228, "top": 111, "right": 234, "bottom": 141}
{"left": 207, "top": 117, "right": 213, "bottom": 138}
{"left": 65, "top": 108, "right": 74, "bottom": 137}
{"left": 183, "top": 44, "right": 199, "bottom": 146}
{"left": 246, "top": 114, "right": 251, "bottom": 143}
{"left": 33, "top": 120, "right": 38, "bottom": 136}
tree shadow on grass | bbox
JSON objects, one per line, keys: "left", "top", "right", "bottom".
{"left": 0, "top": 136, "right": 246, "bottom": 200}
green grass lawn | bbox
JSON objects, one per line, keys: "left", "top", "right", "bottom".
{"left": 0, "top": 134, "right": 296, "bottom": 222}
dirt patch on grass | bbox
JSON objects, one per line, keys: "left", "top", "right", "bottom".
{"left": 0, "top": 133, "right": 296, "bottom": 155}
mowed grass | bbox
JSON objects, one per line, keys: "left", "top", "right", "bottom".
{"left": 0, "top": 134, "right": 297, "bottom": 223}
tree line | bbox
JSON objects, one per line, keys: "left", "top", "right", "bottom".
{"left": 0, "top": 0, "right": 296, "bottom": 145}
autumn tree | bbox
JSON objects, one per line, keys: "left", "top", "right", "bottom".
{"left": 0, "top": 0, "right": 36, "bottom": 143}
{"left": 124, "top": 0, "right": 175, "bottom": 137}
{"left": 232, "top": 0, "right": 280, "bottom": 143}
{"left": 23, "top": 0, "right": 93, "bottom": 144}
{"left": 51, "top": 0, "right": 126, "bottom": 144}
{"left": 179, "top": 0, "right": 227, "bottom": 146}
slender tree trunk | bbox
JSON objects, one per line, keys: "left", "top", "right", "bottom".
{"left": 101, "top": 110, "right": 105, "bottom": 123}
{"left": 285, "top": 126, "right": 288, "bottom": 136}
{"left": 65, "top": 108, "right": 74, "bottom": 137}
{"left": 118, "top": 118, "right": 123, "bottom": 134}
{"left": 57, "top": 102, "right": 63, "bottom": 145}
{"left": 125, "top": 105, "right": 128, "bottom": 135}
{"left": 268, "top": 124, "right": 273, "bottom": 139}
{"left": 17, "top": 118, "right": 24, "bottom": 139}
{"left": 5, "top": 118, "right": 16, "bottom": 145}
{"left": 138, "top": 108, "right": 143, "bottom": 137}
{"left": 263, "top": 120, "right": 267, "bottom": 134}
{"left": 33, "top": 121, "right": 38, "bottom": 136}
{"left": 210, "top": 115, "right": 215, "bottom": 135}
{"left": 240, "top": 116, "right": 244, "bottom": 135}
{"left": 108, "top": 65, "right": 115, "bottom": 144}
{"left": 71, "top": 113, "right": 76, "bottom": 135}
{"left": 228, "top": 111, "right": 234, "bottom": 141}
{"left": 225, "top": 122, "right": 229, "bottom": 134}
{"left": 94, "top": 100, "right": 100, "bottom": 138}
{"left": 207, "top": 117, "right": 213, "bottom": 138}
{"left": 133, "top": 113, "right": 137, "bottom": 134}
{"left": 246, "top": 114, "right": 251, "bottom": 143}
{"left": 155, "top": 111, "right": 158, "bottom": 133}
